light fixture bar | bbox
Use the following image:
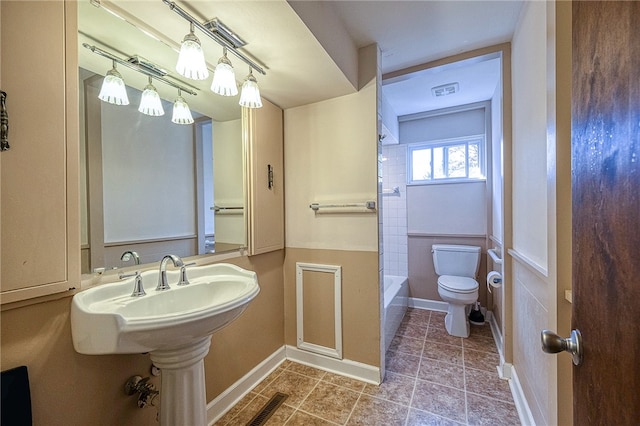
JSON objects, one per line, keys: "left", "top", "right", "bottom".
{"left": 162, "top": 0, "right": 266, "bottom": 76}
{"left": 83, "top": 43, "right": 198, "bottom": 96}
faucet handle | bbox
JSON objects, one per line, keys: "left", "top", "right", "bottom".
{"left": 120, "top": 271, "right": 146, "bottom": 297}
{"left": 119, "top": 271, "right": 138, "bottom": 279}
{"left": 178, "top": 262, "right": 196, "bottom": 286}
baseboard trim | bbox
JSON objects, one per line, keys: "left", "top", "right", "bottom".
{"left": 509, "top": 365, "right": 536, "bottom": 426}
{"left": 408, "top": 297, "right": 448, "bottom": 312}
{"left": 285, "top": 345, "right": 381, "bottom": 385}
{"left": 489, "top": 310, "right": 504, "bottom": 361}
{"left": 207, "top": 346, "right": 286, "bottom": 425}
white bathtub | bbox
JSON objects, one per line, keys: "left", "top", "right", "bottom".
{"left": 383, "top": 275, "right": 409, "bottom": 352}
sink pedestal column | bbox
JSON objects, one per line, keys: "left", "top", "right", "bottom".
{"left": 150, "top": 336, "right": 212, "bottom": 426}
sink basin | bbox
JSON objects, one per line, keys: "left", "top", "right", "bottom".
{"left": 71, "top": 263, "right": 260, "bottom": 355}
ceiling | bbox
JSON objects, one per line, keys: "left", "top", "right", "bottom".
{"left": 323, "top": 1, "right": 523, "bottom": 118}
{"left": 79, "top": 0, "right": 523, "bottom": 120}
{"left": 328, "top": 1, "right": 523, "bottom": 76}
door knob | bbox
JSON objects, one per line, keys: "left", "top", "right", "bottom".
{"left": 540, "top": 329, "right": 583, "bottom": 366}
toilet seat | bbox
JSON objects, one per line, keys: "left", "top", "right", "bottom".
{"left": 438, "top": 275, "right": 478, "bottom": 294}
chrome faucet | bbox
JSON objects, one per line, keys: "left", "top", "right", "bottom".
{"left": 121, "top": 250, "right": 141, "bottom": 265}
{"left": 156, "top": 254, "right": 184, "bottom": 291}
{"left": 120, "top": 271, "right": 145, "bottom": 297}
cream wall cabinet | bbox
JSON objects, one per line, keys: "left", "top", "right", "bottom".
{"left": 0, "top": 1, "right": 80, "bottom": 304}
{"left": 245, "top": 99, "right": 285, "bottom": 256}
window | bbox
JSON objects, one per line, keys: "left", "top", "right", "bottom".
{"left": 408, "top": 136, "right": 485, "bottom": 184}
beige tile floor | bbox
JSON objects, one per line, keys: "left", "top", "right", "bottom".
{"left": 215, "top": 308, "right": 521, "bottom": 425}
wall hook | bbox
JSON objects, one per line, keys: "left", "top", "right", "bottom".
{"left": 1, "top": 91, "right": 9, "bottom": 151}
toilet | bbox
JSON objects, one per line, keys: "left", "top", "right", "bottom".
{"left": 432, "top": 244, "right": 481, "bottom": 338}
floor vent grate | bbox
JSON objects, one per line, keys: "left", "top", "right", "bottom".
{"left": 246, "top": 392, "right": 288, "bottom": 426}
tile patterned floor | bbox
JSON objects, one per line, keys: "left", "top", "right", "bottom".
{"left": 215, "top": 308, "right": 521, "bottom": 425}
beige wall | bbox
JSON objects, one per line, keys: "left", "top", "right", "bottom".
{"left": 510, "top": 1, "right": 572, "bottom": 424}
{"left": 512, "top": 2, "right": 549, "bottom": 270}
{"left": 284, "top": 81, "right": 378, "bottom": 252}
{"left": 283, "top": 46, "right": 380, "bottom": 368}
{"left": 1, "top": 297, "right": 158, "bottom": 425}
{"left": 204, "top": 251, "right": 285, "bottom": 399}
{"left": 512, "top": 3, "right": 554, "bottom": 424}
{"left": 408, "top": 236, "right": 488, "bottom": 307}
{"left": 284, "top": 248, "right": 380, "bottom": 366}
{"left": 489, "top": 78, "right": 504, "bottom": 327}
{"left": 0, "top": 251, "right": 285, "bottom": 425}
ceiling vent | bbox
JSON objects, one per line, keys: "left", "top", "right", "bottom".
{"left": 431, "top": 82, "right": 459, "bottom": 97}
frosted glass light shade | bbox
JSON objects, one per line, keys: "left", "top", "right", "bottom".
{"left": 176, "top": 32, "right": 209, "bottom": 81}
{"left": 172, "top": 96, "right": 194, "bottom": 125}
{"left": 239, "top": 72, "right": 262, "bottom": 108}
{"left": 98, "top": 67, "right": 129, "bottom": 105}
{"left": 211, "top": 55, "right": 238, "bottom": 96}
{"left": 138, "top": 83, "right": 164, "bottom": 116}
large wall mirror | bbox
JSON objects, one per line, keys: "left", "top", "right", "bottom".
{"left": 78, "top": 0, "right": 246, "bottom": 273}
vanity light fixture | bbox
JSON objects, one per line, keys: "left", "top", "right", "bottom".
{"left": 98, "top": 61, "right": 129, "bottom": 105}
{"left": 176, "top": 23, "right": 209, "bottom": 81}
{"left": 171, "top": 89, "right": 194, "bottom": 125}
{"left": 84, "top": 43, "right": 197, "bottom": 122}
{"left": 210, "top": 48, "right": 238, "bottom": 96}
{"left": 162, "top": 0, "right": 267, "bottom": 99}
{"left": 238, "top": 68, "right": 262, "bottom": 109}
{"left": 138, "top": 76, "right": 165, "bottom": 116}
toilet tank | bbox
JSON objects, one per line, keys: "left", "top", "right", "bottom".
{"left": 432, "top": 244, "right": 481, "bottom": 277}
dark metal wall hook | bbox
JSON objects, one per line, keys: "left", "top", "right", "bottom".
{"left": 1, "top": 91, "right": 9, "bottom": 151}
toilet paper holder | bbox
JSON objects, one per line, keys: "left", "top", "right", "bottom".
{"left": 486, "top": 271, "right": 502, "bottom": 293}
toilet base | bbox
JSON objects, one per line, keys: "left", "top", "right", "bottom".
{"left": 444, "top": 303, "right": 471, "bottom": 338}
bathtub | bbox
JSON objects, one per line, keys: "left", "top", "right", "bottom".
{"left": 383, "top": 275, "right": 409, "bottom": 352}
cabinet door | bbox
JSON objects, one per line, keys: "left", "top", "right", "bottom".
{"left": 0, "top": 1, "right": 79, "bottom": 303}
{"left": 245, "top": 99, "right": 284, "bottom": 255}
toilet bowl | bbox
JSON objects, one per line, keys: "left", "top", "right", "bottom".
{"left": 432, "top": 244, "right": 481, "bottom": 338}
{"left": 437, "top": 275, "right": 479, "bottom": 337}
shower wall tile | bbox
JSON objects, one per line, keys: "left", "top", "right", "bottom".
{"left": 382, "top": 144, "right": 408, "bottom": 277}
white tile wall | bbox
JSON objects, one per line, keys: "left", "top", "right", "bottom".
{"left": 382, "top": 144, "right": 408, "bottom": 277}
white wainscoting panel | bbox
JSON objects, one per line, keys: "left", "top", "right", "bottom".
{"left": 296, "top": 262, "right": 343, "bottom": 359}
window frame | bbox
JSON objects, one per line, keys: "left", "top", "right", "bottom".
{"left": 407, "top": 135, "right": 486, "bottom": 185}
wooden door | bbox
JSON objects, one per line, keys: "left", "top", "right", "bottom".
{"left": 572, "top": 1, "right": 640, "bottom": 423}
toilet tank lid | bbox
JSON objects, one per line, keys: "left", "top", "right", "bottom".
{"left": 432, "top": 244, "right": 481, "bottom": 253}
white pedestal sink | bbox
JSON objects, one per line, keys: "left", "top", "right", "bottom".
{"left": 71, "top": 263, "right": 260, "bottom": 425}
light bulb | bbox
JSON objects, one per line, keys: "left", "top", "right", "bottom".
{"left": 138, "top": 78, "right": 164, "bottom": 116}
{"left": 176, "top": 25, "right": 209, "bottom": 81}
{"left": 239, "top": 69, "right": 262, "bottom": 108}
{"left": 172, "top": 92, "right": 194, "bottom": 125}
{"left": 98, "top": 62, "right": 129, "bottom": 105}
{"left": 211, "top": 49, "right": 238, "bottom": 96}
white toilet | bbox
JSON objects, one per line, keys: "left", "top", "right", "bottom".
{"left": 432, "top": 244, "right": 481, "bottom": 338}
